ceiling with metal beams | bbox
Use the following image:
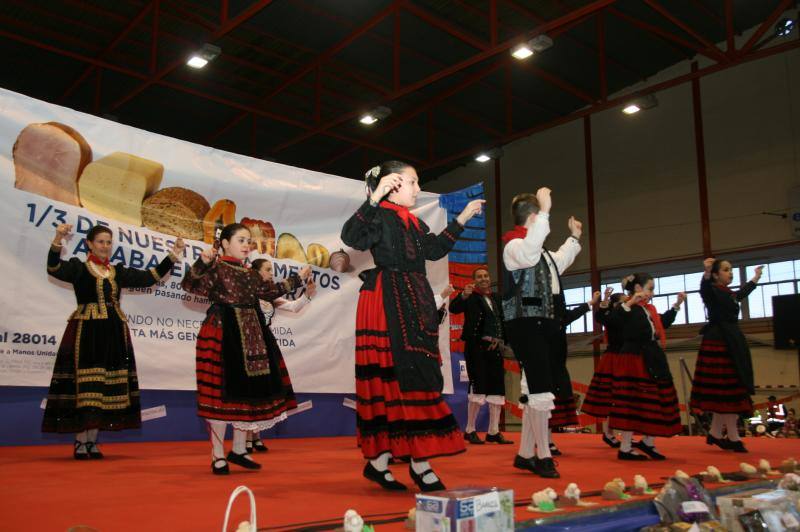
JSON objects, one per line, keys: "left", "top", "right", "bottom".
{"left": 0, "top": 0, "right": 796, "bottom": 181}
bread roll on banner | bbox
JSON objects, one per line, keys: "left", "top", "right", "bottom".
{"left": 13, "top": 122, "right": 92, "bottom": 205}
{"left": 142, "top": 187, "right": 211, "bottom": 241}
{"left": 79, "top": 152, "right": 164, "bottom": 226}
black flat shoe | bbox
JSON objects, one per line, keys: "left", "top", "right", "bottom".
{"left": 409, "top": 465, "right": 445, "bottom": 492}
{"left": 634, "top": 441, "right": 666, "bottom": 460}
{"left": 245, "top": 441, "right": 254, "bottom": 454}
{"left": 252, "top": 439, "right": 268, "bottom": 453}
{"left": 226, "top": 451, "right": 262, "bottom": 470}
{"left": 513, "top": 455, "right": 536, "bottom": 472}
{"left": 362, "top": 462, "right": 407, "bottom": 491}
{"left": 73, "top": 441, "right": 89, "bottom": 461}
{"left": 85, "top": 441, "right": 104, "bottom": 459}
{"left": 617, "top": 450, "right": 648, "bottom": 461}
{"left": 727, "top": 440, "right": 748, "bottom": 453}
{"left": 602, "top": 434, "right": 621, "bottom": 448}
{"left": 212, "top": 458, "right": 229, "bottom": 475}
{"left": 706, "top": 434, "right": 729, "bottom": 450}
{"left": 532, "top": 457, "right": 560, "bottom": 478}
{"left": 548, "top": 443, "right": 562, "bottom": 456}
{"left": 485, "top": 432, "right": 513, "bottom": 444}
{"left": 464, "top": 431, "right": 484, "bottom": 445}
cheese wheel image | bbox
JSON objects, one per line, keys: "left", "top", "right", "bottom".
{"left": 142, "top": 187, "right": 210, "bottom": 240}
{"left": 79, "top": 152, "right": 164, "bottom": 226}
{"left": 13, "top": 122, "right": 92, "bottom": 205}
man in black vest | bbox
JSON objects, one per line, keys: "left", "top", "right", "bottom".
{"left": 450, "top": 267, "right": 513, "bottom": 445}
{"left": 501, "top": 187, "right": 582, "bottom": 479}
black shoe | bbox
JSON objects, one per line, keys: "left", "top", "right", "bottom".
{"left": 602, "top": 434, "right": 621, "bottom": 448}
{"left": 409, "top": 465, "right": 445, "bottom": 492}
{"left": 706, "top": 434, "right": 729, "bottom": 450}
{"left": 73, "top": 441, "right": 89, "bottom": 461}
{"left": 485, "top": 432, "right": 514, "bottom": 444}
{"left": 548, "top": 443, "right": 562, "bottom": 456}
{"left": 363, "top": 462, "right": 407, "bottom": 491}
{"left": 245, "top": 440, "right": 254, "bottom": 454}
{"left": 226, "top": 451, "right": 262, "bottom": 470}
{"left": 252, "top": 439, "right": 268, "bottom": 453}
{"left": 634, "top": 441, "right": 666, "bottom": 460}
{"left": 464, "top": 431, "right": 484, "bottom": 445}
{"left": 617, "top": 450, "right": 648, "bottom": 461}
{"left": 727, "top": 440, "right": 748, "bottom": 453}
{"left": 85, "top": 441, "right": 104, "bottom": 459}
{"left": 513, "top": 455, "right": 536, "bottom": 472}
{"left": 212, "top": 458, "right": 229, "bottom": 475}
{"left": 532, "top": 457, "right": 560, "bottom": 478}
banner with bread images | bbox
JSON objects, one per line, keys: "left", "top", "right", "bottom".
{"left": 0, "top": 87, "right": 454, "bottom": 394}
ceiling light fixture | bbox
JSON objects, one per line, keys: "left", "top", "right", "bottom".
{"left": 622, "top": 94, "right": 658, "bottom": 115}
{"left": 187, "top": 43, "right": 221, "bottom": 69}
{"left": 511, "top": 34, "right": 553, "bottom": 60}
{"left": 358, "top": 106, "right": 391, "bottom": 126}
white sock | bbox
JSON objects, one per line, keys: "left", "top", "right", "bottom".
{"left": 723, "top": 414, "right": 741, "bottom": 442}
{"left": 466, "top": 401, "right": 480, "bottom": 433}
{"left": 76, "top": 430, "right": 88, "bottom": 444}
{"left": 369, "top": 452, "right": 396, "bottom": 481}
{"left": 710, "top": 413, "right": 724, "bottom": 439}
{"left": 232, "top": 428, "right": 254, "bottom": 460}
{"left": 620, "top": 431, "right": 633, "bottom": 452}
{"left": 518, "top": 408, "right": 536, "bottom": 459}
{"left": 86, "top": 428, "right": 99, "bottom": 442}
{"left": 548, "top": 428, "right": 554, "bottom": 444}
{"left": 532, "top": 409, "right": 552, "bottom": 459}
{"left": 207, "top": 420, "right": 227, "bottom": 460}
{"left": 642, "top": 435, "right": 656, "bottom": 448}
{"left": 488, "top": 404, "right": 501, "bottom": 435}
{"left": 411, "top": 459, "right": 439, "bottom": 484}
{"left": 602, "top": 418, "right": 615, "bottom": 439}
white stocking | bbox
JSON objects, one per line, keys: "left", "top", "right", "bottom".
{"left": 232, "top": 428, "right": 253, "bottom": 460}
{"left": 723, "top": 414, "right": 741, "bottom": 442}
{"left": 518, "top": 407, "right": 535, "bottom": 459}
{"left": 411, "top": 459, "right": 439, "bottom": 484}
{"left": 619, "top": 431, "right": 633, "bottom": 452}
{"left": 710, "top": 413, "right": 724, "bottom": 439}
{"left": 488, "top": 403, "right": 502, "bottom": 435}
{"left": 602, "top": 418, "right": 614, "bottom": 439}
{"left": 466, "top": 401, "right": 480, "bottom": 433}
{"left": 207, "top": 420, "right": 227, "bottom": 460}
{"left": 532, "top": 409, "right": 551, "bottom": 459}
{"left": 642, "top": 435, "right": 656, "bottom": 449}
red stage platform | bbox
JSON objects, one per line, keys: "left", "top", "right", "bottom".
{"left": 2, "top": 434, "right": 797, "bottom": 531}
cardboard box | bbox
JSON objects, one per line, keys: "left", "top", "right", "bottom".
{"left": 716, "top": 488, "right": 800, "bottom": 532}
{"left": 415, "top": 487, "right": 514, "bottom": 532}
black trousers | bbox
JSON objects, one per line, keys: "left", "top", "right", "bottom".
{"left": 505, "top": 317, "right": 571, "bottom": 398}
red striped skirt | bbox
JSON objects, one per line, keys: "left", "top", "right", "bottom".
{"left": 606, "top": 352, "right": 682, "bottom": 437}
{"left": 550, "top": 395, "right": 578, "bottom": 428}
{"left": 355, "top": 273, "right": 465, "bottom": 460}
{"left": 581, "top": 351, "right": 615, "bottom": 419}
{"left": 195, "top": 321, "right": 296, "bottom": 423}
{"left": 689, "top": 339, "right": 752, "bottom": 415}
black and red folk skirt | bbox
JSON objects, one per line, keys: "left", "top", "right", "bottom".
{"left": 606, "top": 352, "right": 682, "bottom": 437}
{"left": 355, "top": 273, "right": 465, "bottom": 460}
{"left": 581, "top": 351, "right": 616, "bottom": 419}
{"left": 689, "top": 338, "right": 753, "bottom": 415}
{"left": 550, "top": 395, "right": 578, "bottom": 428}
{"left": 195, "top": 307, "right": 297, "bottom": 427}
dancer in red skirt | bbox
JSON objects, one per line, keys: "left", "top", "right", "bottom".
{"left": 182, "top": 223, "right": 310, "bottom": 474}
{"left": 545, "top": 290, "right": 600, "bottom": 456}
{"left": 582, "top": 286, "right": 628, "bottom": 449}
{"left": 605, "top": 273, "right": 685, "bottom": 460}
{"left": 341, "top": 160, "right": 484, "bottom": 492}
{"left": 690, "top": 258, "right": 762, "bottom": 453}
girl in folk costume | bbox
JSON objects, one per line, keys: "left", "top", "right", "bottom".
{"left": 181, "top": 223, "right": 310, "bottom": 474}
{"left": 582, "top": 287, "right": 628, "bottom": 449}
{"left": 244, "top": 258, "right": 316, "bottom": 454}
{"left": 690, "top": 258, "right": 762, "bottom": 453}
{"left": 545, "top": 290, "right": 601, "bottom": 456}
{"left": 502, "top": 188, "right": 582, "bottom": 479}
{"left": 605, "top": 273, "right": 686, "bottom": 460}
{"left": 449, "top": 267, "right": 513, "bottom": 446}
{"left": 43, "top": 224, "right": 184, "bottom": 459}
{"left": 341, "top": 161, "right": 484, "bottom": 492}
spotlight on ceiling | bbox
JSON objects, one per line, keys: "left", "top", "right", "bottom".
{"left": 511, "top": 34, "right": 553, "bottom": 60}
{"left": 775, "top": 17, "right": 796, "bottom": 37}
{"left": 475, "top": 147, "right": 503, "bottom": 163}
{"left": 622, "top": 94, "right": 658, "bottom": 115}
{"left": 358, "top": 106, "right": 391, "bottom": 126}
{"left": 187, "top": 43, "right": 221, "bottom": 69}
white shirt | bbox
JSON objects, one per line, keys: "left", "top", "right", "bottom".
{"left": 502, "top": 212, "right": 581, "bottom": 294}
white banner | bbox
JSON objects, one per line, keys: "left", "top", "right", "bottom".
{"left": 0, "top": 88, "right": 453, "bottom": 393}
